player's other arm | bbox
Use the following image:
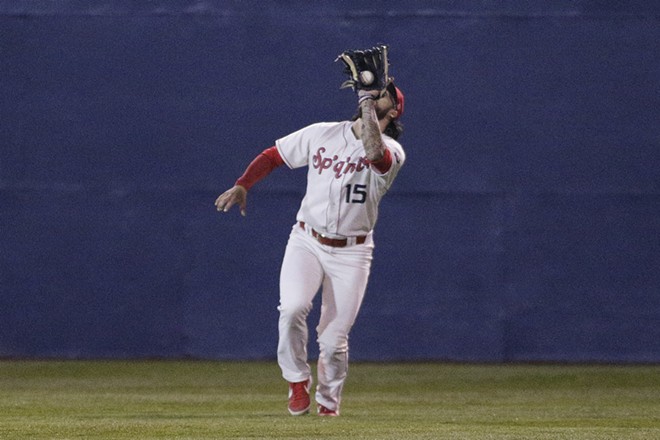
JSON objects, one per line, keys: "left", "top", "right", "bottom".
{"left": 358, "top": 91, "right": 386, "bottom": 161}
{"left": 215, "top": 146, "right": 284, "bottom": 216}
{"left": 358, "top": 91, "right": 393, "bottom": 173}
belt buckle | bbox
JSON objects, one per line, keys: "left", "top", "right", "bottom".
{"left": 315, "top": 230, "right": 336, "bottom": 246}
{"left": 317, "top": 231, "right": 328, "bottom": 244}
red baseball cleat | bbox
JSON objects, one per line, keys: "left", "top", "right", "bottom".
{"left": 317, "top": 404, "right": 339, "bottom": 417}
{"left": 287, "top": 379, "right": 311, "bottom": 415}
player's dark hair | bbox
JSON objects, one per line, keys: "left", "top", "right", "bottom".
{"left": 385, "top": 119, "right": 403, "bottom": 140}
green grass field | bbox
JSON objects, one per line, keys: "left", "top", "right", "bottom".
{"left": 1, "top": 361, "right": 659, "bottom": 439}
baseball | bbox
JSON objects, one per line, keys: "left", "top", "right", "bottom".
{"left": 359, "top": 71, "right": 374, "bottom": 85}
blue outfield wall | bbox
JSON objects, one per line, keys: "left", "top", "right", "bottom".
{"left": 1, "top": 1, "right": 659, "bottom": 362}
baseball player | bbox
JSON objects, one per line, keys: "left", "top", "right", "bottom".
{"left": 215, "top": 45, "right": 405, "bottom": 416}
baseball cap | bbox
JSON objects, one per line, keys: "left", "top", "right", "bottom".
{"left": 387, "top": 82, "right": 405, "bottom": 118}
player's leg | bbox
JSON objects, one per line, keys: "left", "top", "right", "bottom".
{"left": 315, "top": 241, "right": 374, "bottom": 414}
{"left": 277, "top": 225, "right": 324, "bottom": 386}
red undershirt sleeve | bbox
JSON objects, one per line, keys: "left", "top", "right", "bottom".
{"left": 235, "top": 146, "right": 284, "bottom": 190}
{"left": 368, "top": 148, "right": 393, "bottom": 174}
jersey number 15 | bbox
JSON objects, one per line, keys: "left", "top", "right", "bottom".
{"left": 345, "top": 184, "right": 367, "bottom": 204}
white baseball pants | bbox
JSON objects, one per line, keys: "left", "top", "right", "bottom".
{"left": 277, "top": 223, "right": 374, "bottom": 411}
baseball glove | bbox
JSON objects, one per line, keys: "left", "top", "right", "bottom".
{"left": 335, "top": 44, "right": 390, "bottom": 92}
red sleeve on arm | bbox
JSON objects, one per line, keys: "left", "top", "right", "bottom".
{"left": 368, "top": 148, "right": 393, "bottom": 174}
{"left": 235, "top": 146, "right": 284, "bottom": 190}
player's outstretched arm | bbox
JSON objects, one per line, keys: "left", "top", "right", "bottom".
{"left": 214, "top": 146, "right": 285, "bottom": 217}
{"left": 215, "top": 185, "right": 247, "bottom": 217}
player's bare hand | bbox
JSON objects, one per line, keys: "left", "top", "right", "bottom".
{"left": 215, "top": 185, "right": 247, "bottom": 217}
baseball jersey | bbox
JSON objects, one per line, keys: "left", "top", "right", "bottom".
{"left": 276, "top": 121, "right": 405, "bottom": 238}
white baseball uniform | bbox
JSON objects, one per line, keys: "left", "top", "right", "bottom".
{"left": 274, "top": 120, "right": 405, "bottom": 412}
